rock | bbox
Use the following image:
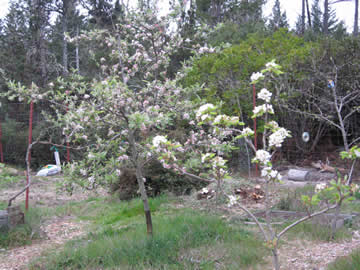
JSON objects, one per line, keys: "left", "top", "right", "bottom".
{"left": 288, "top": 169, "right": 310, "bottom": 181}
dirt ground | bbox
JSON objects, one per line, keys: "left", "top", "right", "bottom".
{"left": 1, "top": 170, "right": 360, "bottom": 270}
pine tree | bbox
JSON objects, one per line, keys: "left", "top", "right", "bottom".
{"left": 311, "top": 0, "right": 322, "bottom": 33}
{"left": 268, "top": 0, "right": 289, "bottom": 31}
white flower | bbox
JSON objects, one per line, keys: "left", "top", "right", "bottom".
{"left": 201, "top": 114, "right": 210, "bottom": 121}
{"left": 80, "top": 169, "right": 87, "bottom": 176}
{"left": 88, "top": 176, "right": 95, "bottom": 185}
{"left": 253, "top": 104, "right": 274, "bottom": 115}
{"left": 241, "top": 127, "right": 254, "bottom": 137}
{"left": 201, "top": 188, "right": 209, "bottom": 194}
{"left": 268, "top": 121, "right": 279, "bottom": 129}
{"left": 250, "top": 72, "right": 264, "bottom": 83}
{"left": 196, "top": 104, "right": 215, "bottom": 119}
{"left": 213, "top": 115, "right": 224, "bottom": 124}
{"left": 266, "top": 60, "right": 277, "bottom": 68}
{"left": 227, "top": 195, "right": 238, "bottom": 207}
{"left": 183, "top": 113, "right": 190, "bottom": 120}
{"left": 257, "top": 88, "right": 272, "bottom": 103}
{"left": 355, "top": 150, "right": 360, "bottom": 158}
{"left": 116, "top": 169, "right": 122, "bottom": 176}
{"left": 84, "top": 94, "right": 90, "bottom": 99}
{"left": 213, "top": 156, "right": 226, "bottom": 167}
{"left": 315, "top": 183, "right": 327, "bottom": 193}
{"left": 152, "top": 135, "right": 167, "bottom": 147}
{"left": 261, "top": 167, "right": 281, "bottom": 180}
{"left": 201, "top": 153, "right": 212, "bottom": 163}
{"left": 269, "top": 128, "right": 290, "bottom": 148}
{"left": 254, "top": 150, "right": 271, "bottom": 164}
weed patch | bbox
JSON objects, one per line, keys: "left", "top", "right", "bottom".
{"left": 327, "top": 248, "right": 360, "bottom": 270}
{"left": 0, "top": 207, "right": 43, "bottom": 248}
{"left": 30, "top": 210, "right": 266, "bottom": 269}
{"left": 282, "top": 221, "right": 351, "bottom": 242}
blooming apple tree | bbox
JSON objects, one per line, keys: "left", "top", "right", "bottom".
{"left": 4, "top": 10, "right": 203, "bottom": 236}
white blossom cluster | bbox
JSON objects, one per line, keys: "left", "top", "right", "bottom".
{"left": 152, "top": 135, "right": 167, "bottom": 147}
{"left": 268, "top": 121, "right": 279, "bottom": 130}
{"left": 196, "top": 104, "right": 215, "bottom": 120}
{"left": 261, "top": 167, "right": 281, "bottom": 181}
{"left": 253, "top": 150, "right": 271, "bottom": 164}
{"left": 241, "top": 127, "right": 254, "bottom": 137}
{"left": 250, "top": 72, "right": 264, "bottom": 83}
{"left": 257, "top": 88, "right": 272, "bottom": 103}
{"left": 253, "top": 104, "right": 274, "bottom": 115}
{"left": 212, "top": 114, "right": 239, "bottom": 125}
{"left": 201, "top": 153, "right": 213, "bottom": 163}
{"left": 269, "top": 128, "right": 291, "bottom": 148}
{"left": 227, "top": 195, "right": 238, "bottom": 207}
{"left": 315, "top": 183, "right": 327, "bottom": 193}
{"left": 265, "top": 60, "right": 278, "bottom": 69}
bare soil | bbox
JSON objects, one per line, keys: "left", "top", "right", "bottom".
{"left": 1, "top": 170, "right": 360, "bottom": 270}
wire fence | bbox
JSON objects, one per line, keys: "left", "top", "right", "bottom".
{"left": 0, "top": 100, "right": 70, "bottom": 169}
{"left": 0, "top": 99, "right": 357, "bottom": 173}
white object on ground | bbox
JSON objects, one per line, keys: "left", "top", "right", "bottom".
{"left": 36, "top": 151, "right": 62, "bottom": 176}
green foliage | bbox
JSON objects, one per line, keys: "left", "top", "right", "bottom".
{"left": 183, "top": 29, "right": 315, "bottom": 121}
{"left": 30, "top": 209, "right": 266, "bottom": 270}
{"left": 0, "top": 164, "right": 22, "bottom": 190}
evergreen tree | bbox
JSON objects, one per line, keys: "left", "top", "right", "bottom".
{"left": 311, "top": 0, "right": 322, "bottom": 33}
{"left": 268, "top": 0, "right": 289, "bottom": 31}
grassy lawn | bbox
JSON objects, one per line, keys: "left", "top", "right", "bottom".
{"left": 29, "top": 195, "right": 267, "bottom": 270}
{"left": 328, "top": 248, "right": 360, "bottom": 270}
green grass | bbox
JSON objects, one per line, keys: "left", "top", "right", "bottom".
{"left": 0, "top": 172, "right": 22, "bottom": 190}
{"left": 30, "top": 209, "right": 266, "bottom": 270}
{"left": 0, "top": 207, "right": 43, "bottom": 248}
{"left": 0, "top": 201, "right": 7, "bottom": 210}
{"left": 328, "top": 248, "right": 360, "bottom": 270}
{"left": 283, "top": 221, "right": 351, "bottom": 242}
{"left": 275, "top": 184, "right": 316, "bottom": 212}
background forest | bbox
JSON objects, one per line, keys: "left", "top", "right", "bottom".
{"left": 0, "top": 0, "right": 359, "bottom": 170}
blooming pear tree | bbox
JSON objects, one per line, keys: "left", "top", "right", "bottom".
{"left": 154, "top": 61, "right": 358, "bottom": 270}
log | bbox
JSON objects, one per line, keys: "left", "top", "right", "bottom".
{"left": 0, "top": 210, "right": 8, "bottom": 230}
{"left": 7, "top": 205, "right": 24, "bottom": 227}
{"left": 288, "top": 169, "right": 310, "bottom": 181}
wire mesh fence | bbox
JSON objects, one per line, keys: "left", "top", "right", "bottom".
{"left": 0, "top": 100, "right": 69, "bottom": 169}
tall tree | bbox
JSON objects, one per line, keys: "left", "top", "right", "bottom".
{"left": 332, "top": 0, "right": 359, "bottom": 36}
{"left": 306, "top": 0, "right": 312, "bottom": 27}
{"left": 323, "top": 0, "right": 329, "bottom": 34}
{"left": 355, "top": 0, "right": 359, "bottom": 36}
{"left": 311, "top": 0, "right": 322, "bottom": 33}
{"left": 268, "top": 0, "right": 289, "bottom": 31}
{"left": 28, "top": 0, "right": 52, "bottom": 87}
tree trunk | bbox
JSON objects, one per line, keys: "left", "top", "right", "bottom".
{"left": 62, "top": 14, "right": 68, "bottom": 75}
{"left": 355, "top": 0, "right": 359, "bottom": 36}
{"left": 75, "top": 25, "right": 80, "bottom": 72}
{"left": 135, "top": 165, "right": 153, "bottom": 236}
{"left": 301, "top": 0, "right": 306, "bottom": 34}
{"left": 323, "top": 0, "right": 329, "bottom": 35}
{"left": 305, "top": 0, "right": 311, "bottom": 27}
{"left": 272, "top": 248, "right": 280, "bottom": 270}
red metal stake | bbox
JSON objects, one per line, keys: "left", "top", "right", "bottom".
{"left": 252, "top": 84, "right": 258, "bottom": 177}
{"left": 0, "top": 120, "right": 3, "bottom": 163}
{"left": 66, "top": 99, "right": 70, "bottom": 163}
{"left": 26, "top": 101, "right": 34, "bottom": 211}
